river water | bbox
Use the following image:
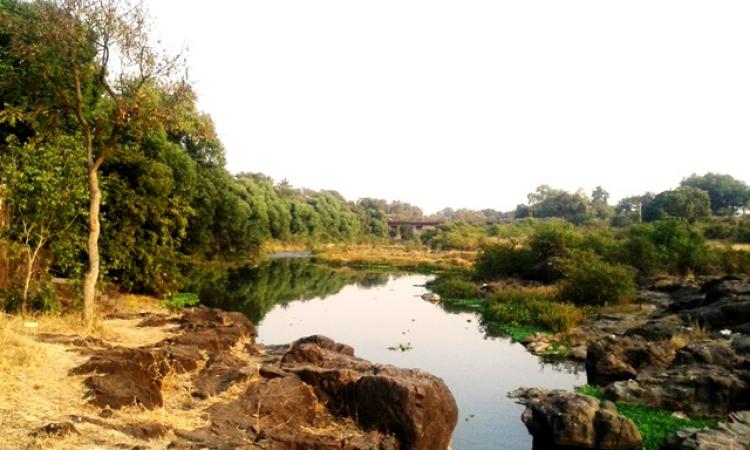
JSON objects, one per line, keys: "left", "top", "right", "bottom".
{"left": 183, "top": 258, "right": 583, "bottom": 450}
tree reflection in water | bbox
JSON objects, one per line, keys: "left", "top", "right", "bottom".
{"left": 180, "top": 258, "right": 389, "bottom": 323}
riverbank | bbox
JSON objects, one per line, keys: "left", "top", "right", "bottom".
{"left": 0, "top": 294, "right": 458, "bottom": 449}
{"left": 513, "top": 275, "right": 750, "bottom": 449}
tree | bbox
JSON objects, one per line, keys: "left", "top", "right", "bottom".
{"left": 681, "top": 173, "right": 750, "bottom": 215}
{"left": 642, "top": 187, "right": 711, "bottom": 224}
{"left": 0, "top": 135, "right": 87, "bottom": 310}
{"left": 591, "top": 186, "right": 611, "bottom": 219}
{"left": 611, "top": 194, "right": 646, "bottom": 226}
{"left": 518, "top": 185, "right": 592, "bottom": 224}
{"left": 2, "top": 0, "right": 183, "bottom": 325}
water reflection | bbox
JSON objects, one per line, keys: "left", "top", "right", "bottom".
{"left": 181, "top": 258, "right": 389, "bottom": 322}
{"left": 181, "top": 260, "right": 583, "bottom": 449}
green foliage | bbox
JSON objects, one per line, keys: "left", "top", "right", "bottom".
{"left": 515, "top": 185, "right": 593, "bottom": 224}
{"left": 421, "top": 221, "right": 489, "bottom": 251}
{"left": 475, "top": 242, "right": 536, "bottom": 279}
{"left": 616, "top": 403, "right": 717, "bottom": 450}
{"left": 702, "top": 217, "right": 750, "bottom": 244}
{"left": 0, "top": 135, "right": 88, "bottom": 308}
{"left": 426, "top": 277, "right": 480, "bottom": 299}
{"left": 474, "top": 220, "right": 583, "bottom": 280}
{"left": 557, "top": 250, "right": 636, "bottom": 306}
{"left": 485, "top": 289, "right": 585, "bottom": 332}
{"left": 163, "top": 292, "right": 200, "bottom": 309}
{"left": 681, "top": 172, "right": 750, "bottom": 215}
{"left": 527, "top": 220, "right": 581, "bottom": 260}
{"left": 624, "top": 219, "right": 711, "bottom": 275}
{"left": 642, "top": 187, "right": 711, "bottom": 224}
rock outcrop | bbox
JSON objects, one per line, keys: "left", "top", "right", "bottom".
{"left": 586, "top": 335, "right": 676, "bottom": 384}
{"left": 69, "top": 307, "right": 458, "bottom": 450}
{"left": 510, "top": 388, "right": 642, "bottom": 450}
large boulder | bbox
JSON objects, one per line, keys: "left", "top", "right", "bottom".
{"left": 661, "top": 411, "right": 750, "bottom": 450}
{"left": 281, "top": 335, "right": 459, "bottom": 450}
{"left": 586, "top": 336, "right": 676, "bottom": 385}
{"left": 175, "top": 374, "right": 399, "bottom": 449}
{"left": 510, "top": 388, "right": 641, "bottom": 450}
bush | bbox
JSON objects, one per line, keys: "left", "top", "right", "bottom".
{"left": 485, "top": 288, "right": 585, "bottom": 332}
{"left": 528, "top": 220, "right": 581, "bottom": 260}
{"left": 427, "top": 278, "right": 480, "bottom": 299}
{"left": 624, "top": 219, "right": 711, "bottom": 275}
{"left": 711, "top": 246, "right": 750, "bottom": 275}
{"left": 557, "top": 250, "right": 636, "bottom": 306}
{"left": 474, "top": 243, "right": 536, "bottom": 279}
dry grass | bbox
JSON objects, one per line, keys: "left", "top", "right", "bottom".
{"left": 0, "top": 297, "right": 247, "bottom": 449}
{"left": 314, "top": 243, "right": 476, "bottom": 271}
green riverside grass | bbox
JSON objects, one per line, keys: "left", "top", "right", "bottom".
{"left": 163, "top": 292, "right": 200, "bottom": 309}
{"left": 576, "top": 385, "right": 718, "bottom": 450}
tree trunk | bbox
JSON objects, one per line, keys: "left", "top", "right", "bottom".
{"left": 21, "top": 239, "right": 43, "bottom": 313}
{"left": 21, "top": 253, "right": 33, "bottom": 313}
{"left": 82, "top": 167, "right": 102, "bottom": 327}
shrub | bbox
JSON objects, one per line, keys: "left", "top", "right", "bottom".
{"left": 557, "top": 250, "right": 636, "bottom": 306}
{"left": 427, "top": 278, "right": 480, "bottom": 299}
{"left": 528, "top": 220, "right": 581, "bottom": 260}
{"left": 711, "top": 246, "right": 750, "bottom": 275}
{"left": 474, "top": 242, "right": 536, "bottom": 279}
{"left": 624, "top": 219, "right": 711, "bottom": 275}
{"left": 486, "top": 288, "right": 585, "bottom": 332}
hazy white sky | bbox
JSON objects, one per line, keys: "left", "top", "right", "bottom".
{"left": 145, "top": 1, "right": 750, "bottom": 213}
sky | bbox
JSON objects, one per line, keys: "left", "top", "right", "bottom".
{"left": 144, "top": 1, "right": 750, "bottom": 214}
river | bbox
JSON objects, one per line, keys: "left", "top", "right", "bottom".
{"left": 182, "top": 258, "right": 583, "bottom": 449}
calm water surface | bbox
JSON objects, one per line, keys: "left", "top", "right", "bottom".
{"left": 184, "top": 259, "right": 583, "bottom": 450}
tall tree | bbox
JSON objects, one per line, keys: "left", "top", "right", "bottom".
{"left": 681, "top": 173, "right": 750, "bottom": 215}
{"left": 2, "top": 0, "right": 182, "bottom": 324}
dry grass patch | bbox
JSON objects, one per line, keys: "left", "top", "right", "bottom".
{"left": 315, "top": 243, "right": 476, "bottom": 271}
{"left": 0, "top": 310, "right": 194, "bottom": 449}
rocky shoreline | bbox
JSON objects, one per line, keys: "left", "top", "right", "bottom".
{"left": 34, "top": 308, "right": 458, "bottom": 449}
{"left": 513, "top": 275, "right": 750, "bottom": 449}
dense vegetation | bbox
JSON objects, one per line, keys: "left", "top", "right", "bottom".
{"left": 0, "top": 0, "right": 749, "bottom": 319}
{"left": 0, "top": 0, "right": 425, "bottom": 310}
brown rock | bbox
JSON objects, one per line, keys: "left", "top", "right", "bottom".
{"left": 511, "top": 388, "right": 641, "bottom": 450}
{"left": 586, "top": 336, "right": 676, "bottom": 384}
{"left": 192, "top": 352, "right": 254, "bottom": 399}
{"left": 71, "top": 347, "right": 168, "bottom": 409}
{"left": 280, "top": 336, "right": 458, "bottom": 450}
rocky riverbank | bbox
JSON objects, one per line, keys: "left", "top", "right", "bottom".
{"left": 8, "top": 307, "right": 458, "bottom": 449}
{"left": 514, "top": 275, "right": 750, "bottom": 449}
